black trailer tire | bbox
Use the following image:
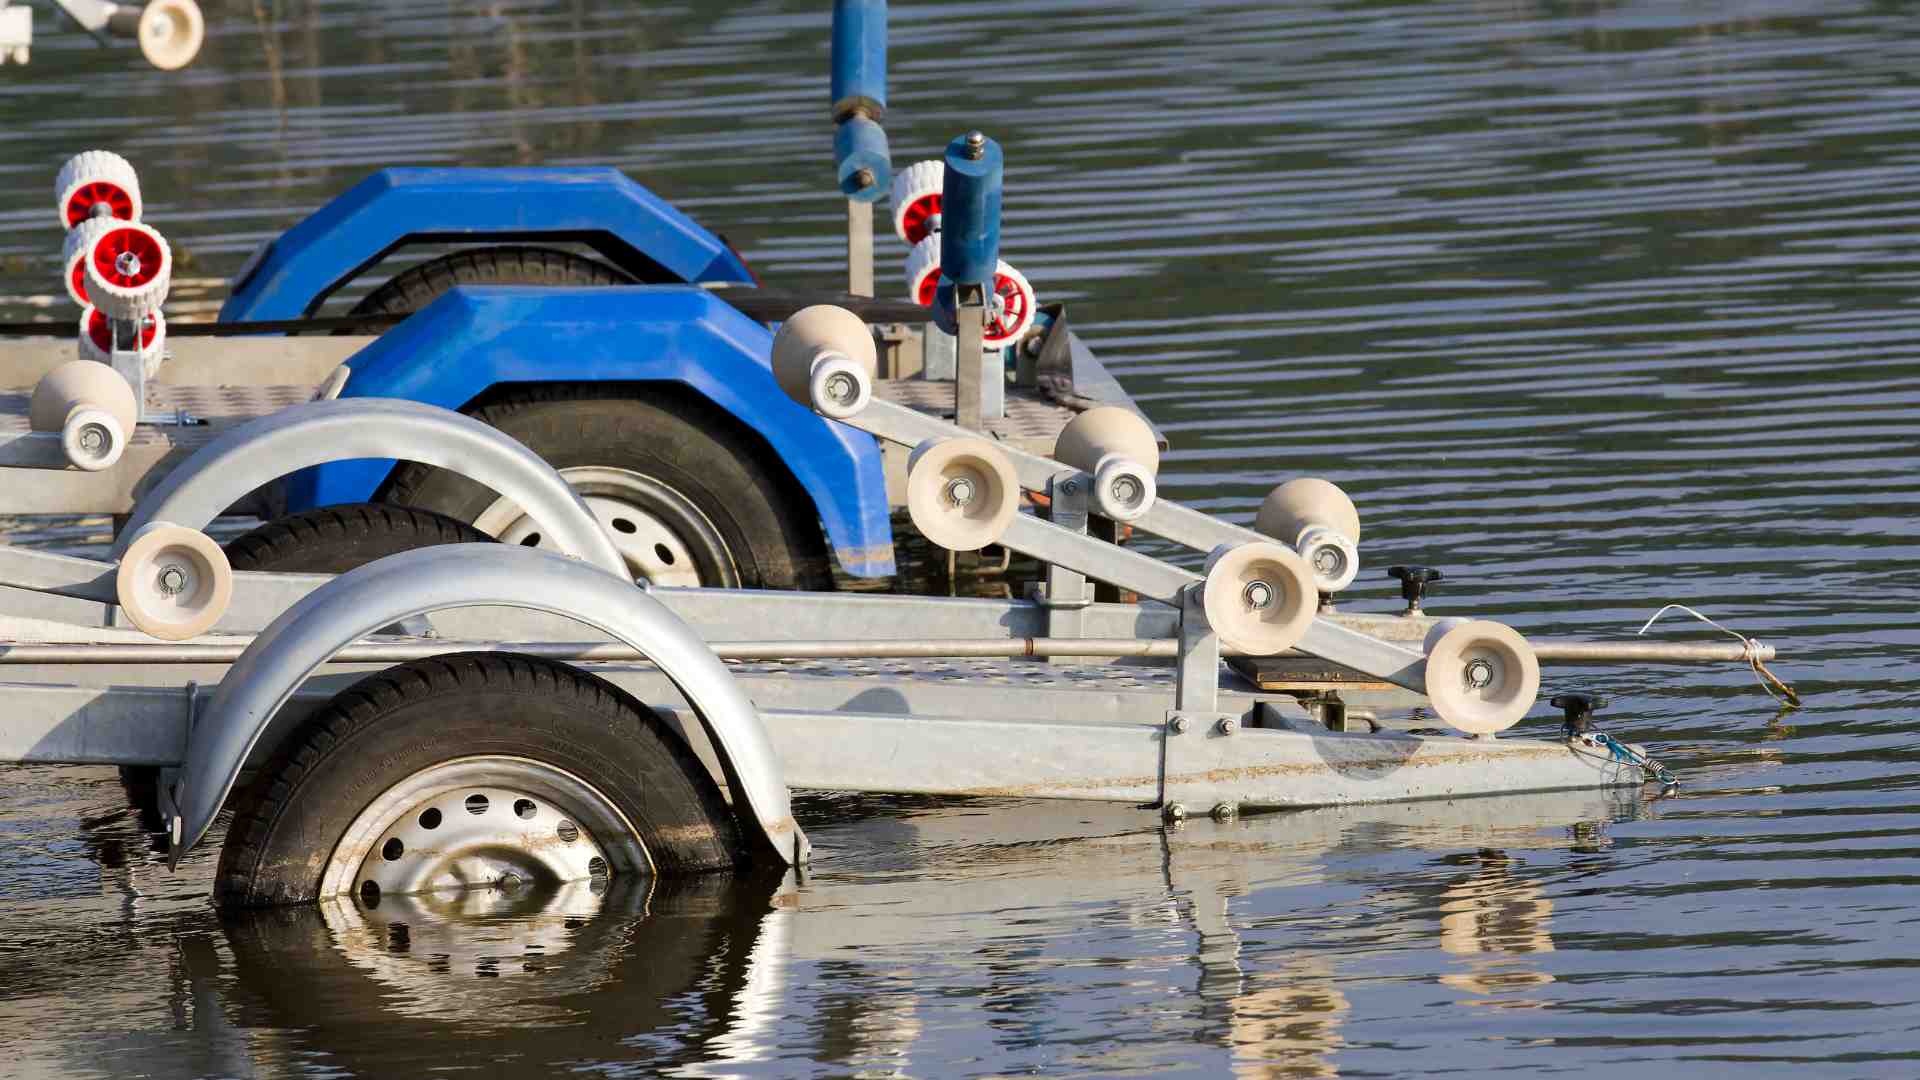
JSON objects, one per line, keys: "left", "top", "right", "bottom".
{"left": 224, "top": 504, "right": 495, "bottom": 575}
{"left": 215, "top": 652, "right": 744, "bottom": 908}
{"left": 381, "top": 389, "right": 833, "bottom": 591}
{"left": 348, "top": 246, "right": 635, "bottom": 317}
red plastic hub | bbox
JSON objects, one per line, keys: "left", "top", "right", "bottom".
{"left": 914, "top": 267, "right": 940, "bottom": 305}
{"left": 901, "top": 194, "right": 942, "bottom": 246}
{"left": 87, "top": 309, "right": 159, "bottom": 353}
{"left": 986, "top": 271, "right": 1030, "bottom": 341}
{"left": 70, "top": 262, "right": 88, "bottom": 305}
{"left": 91, "top": 226, "right": 164, "bottom": 288}
{"left": 62, "top": 183, "right": 136, "bottom": 229}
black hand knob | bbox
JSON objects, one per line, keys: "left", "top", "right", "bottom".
{"left": 1549, "top": 693, "right": 1608, "bottom": 732}
{"left": 1387, "top": 565, "right": 1442, "bottom": 614}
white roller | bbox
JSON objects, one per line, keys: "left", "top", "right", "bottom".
{"left": 54, "top": 150, "right": 142, "bottom": 230}
{"left": 29, "top": 359, "right": 138, "bottom": 471}
{"left": 1200, "top": 541, "right": 1317, "bottom": 656}
{"left": 1054, "top": 406, "right": 1161, "bottom": 522}
{"left": 115, "top": 522, "right": 233, "bottom": 640}
{"left": 904, "top": 234, "right": 942, "bottom": 306}
{"left": 905, "top": 437, "right": 1020, "bottom": 552}
{"left": 135, "top": 0, "right": 204, "bottom": 70}
{"left": 61, "top": 217, "right": 115, "bottom": 307}
{"left": 1256, "top": 478, "right": 1362, "bottom": 594}
{"left": 82, "top": 221, "right": 171, "bottom": 319}
{"left": 889, "top": 159, "right": 944, "bottom": 244}
{"left": 770, "top": 304, "right": 877, "bottom": 418}
{"left": 77, "top": 305, "right": 167, "bottom": 379}
{"left": 1421, "top": 619, "right": 1541, "bottom": 736}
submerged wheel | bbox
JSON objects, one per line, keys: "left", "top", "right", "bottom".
{"left": 382, "top": 390, "right": 832, "bottom": 591}
{"left": 224, "top": 503, "right": 493, "bottom": 574}
{"left": 215, "top": 652, "right": 745, "bottom": 908}
{"left": 347, "top": 245, "right": 637, "bottom": 317}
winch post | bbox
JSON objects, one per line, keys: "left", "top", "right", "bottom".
{"left": 941, "top": 131, "right": 1005, "bottom": 428}
{"left": 830, "top": 0, "right": 888, "bottom": 297}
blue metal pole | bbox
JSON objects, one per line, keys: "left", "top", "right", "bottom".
{"left": 831, "top": 0, "right": 890, "bottom": 203}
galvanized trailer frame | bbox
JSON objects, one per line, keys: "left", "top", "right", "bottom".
{"left": 0, "top": 392, "right": 1753, "bottom": 895}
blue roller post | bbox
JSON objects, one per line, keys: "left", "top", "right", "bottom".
{"left": 939, "top": 131, "right": 1003, "bottom": 287}
{"left": 830, "top": 0, "right": 887, "bottom": 121}
{"left": 830, "top": 2, "right": 889, "bottom": 201}
{"left": 834, "top": 114, "right": 891, "bottom": 203}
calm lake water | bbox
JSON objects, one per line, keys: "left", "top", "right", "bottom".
{"left": 2, "top": 0, "right": 1918, "bottom": 1076}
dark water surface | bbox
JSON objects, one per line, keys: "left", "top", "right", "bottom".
{"left": 2, "top": 0, "right": 1918, "bottom": 1076}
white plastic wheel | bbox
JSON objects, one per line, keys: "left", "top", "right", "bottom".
{"left": 771, "top": 304, "right": 877, "bottom": 413}
{"left": 115, "top": 522, "right": 233, "bottom": 640}
{"left": 889, "top": 159, "right": 945, "bottom": 244}
{"left": 1054, "top": 406, "right": 1161, "bottom": 522}
{"left": 1421, "top": 619, "right": 1541, "bottom": 736}
{"left": 54, "top": 150, "right": 142, "bottom": 230}
{"left": 77, "top": 304, "right": 166, "bottom": 378}
{"left": 905, "top": 437, "right": 1020, "bottom": 552}
{"left": 137, "top": 0, "right": 204, "bottom": 71}
{"left": 1256, "top": 478, "right": 1362, "bottom": 593}
{"left": 904, "top": 234, "right": 942, "bottom": 305}
{"left": 1201, "top": 541, "right": 1317, "bottom": 656}
{"left": 1256, "top": 478, "right": 1362, "bottom": 548}
{"left": 83, "top": 221, "right": 171, "bottom": 320}
{"left": 62, "top": 217, "right": 116, "bottom": 307}
{"left": 29, "top": 359, "right": 138, "bottom": 471}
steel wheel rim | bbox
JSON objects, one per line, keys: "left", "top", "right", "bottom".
{"left": 318, "top": 755, "right": 652, "bottom": 903}
{"left": 474, "top": 465, "right": 739, "bottom": 588}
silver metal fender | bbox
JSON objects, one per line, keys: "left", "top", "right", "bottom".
{"left": 112, "top": 399, "right": 626, "bottom": 578}
{"left": 168, "top": 544, "right": 808, "bottom": 867}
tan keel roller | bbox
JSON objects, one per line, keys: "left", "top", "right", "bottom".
{"left": 29, "top": 359, "right": 137, "bottom": 471}
{"left": 1201, "top": 541, "right": 1317, "bottom": 655}
{"left": 771, "top": 304, "right": 876, "bottom": 419}
{"left": 1053, "top": 406, "right": 1160, "bottom": 521}
{"left": 1256, "top": 478, "right": 1362, "bottom": 593}
{"left": 1421, "top": 618, "right": 1541, "bottom": 735}
{"left": 115, "top": 522, "right": 233, "bottom": 640}
{"left": 905, "top": 437, "right": 1020, "bottom": 552}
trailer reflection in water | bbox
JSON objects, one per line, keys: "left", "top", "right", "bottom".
{"left": 197, "top": 790, "right": 1640, "bottom": 1075}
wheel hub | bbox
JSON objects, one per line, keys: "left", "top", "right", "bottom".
{"left": 319, "top": 756, "right": 649, "bottom": 903}
{"left": 474, "top": 465, "right": 737, "bottom": 589}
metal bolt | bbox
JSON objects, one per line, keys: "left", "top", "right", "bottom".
{"left": 115, "top": 251, "right": 143, "bottom": 278}
{"left": 1215, "top": 716, "right": 1238, "bottom": 736}
{"left": 1168, "top": 715, "right": 1191, "bottom": 735}
{"left": 77, "top": 424, "right": 107, "bottom": 454}
{"left": 1059, "top": 478, "right": 1079, "bottom": 496}
{"left": 824, "top": 371, "right": 858, "bottom": 403}
{"left": 852, "top": 167, "right": 876, "bottom": 188}
{"left": 1465, "top": 657, "right": 1495, "bottom": 689}
{"left": 964, "top": 131, "right": 986, "bottom": 158}
{"left": 1161, "top": 802, "right": 1187, "bottom": 823}
{"left": 1109, "top": 474, "right": 1144, "bottom": 508}
{"left": 943, "top": 476, "right": 976, "bottom": 507}
{"left": 1210, "top": 802, "right": 1238, "bottom": 822}
{"left": 1242, "top": 580, "right": 1274, "bottom": 610}
{"left": 155, "top": 564, "right": 188, "bottom": 597}
{"left": 1313, "top": 545, "right": 1345, "bottom": 577}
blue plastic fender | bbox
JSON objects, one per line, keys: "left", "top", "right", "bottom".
{"left": 286, "top": 285, "right": 898, "bottom": 579}
{"left": 219, "top": 168, "right": 756, "bottom": 322}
